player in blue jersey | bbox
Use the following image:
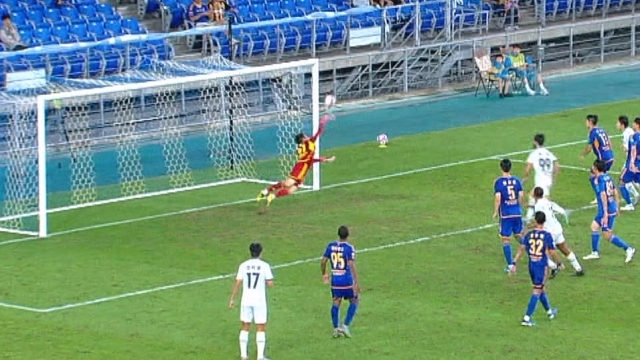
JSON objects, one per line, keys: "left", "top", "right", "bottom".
{"left": 493, "top": 159, "right": 525, "bottom": 272}
{"left": 617, "top": 116, "right": 639, "bottom": 210}
{"left": 321, "top": 226, "right": 360, "bottom": 338}
{"left": 580, "top": 115, "right": 615, "bottom": 204}
{"left": 582, "top": 160, "right": 636, "bottom": 262}
{"left": 510, "top": 211, "right": 563, "bottom": 326}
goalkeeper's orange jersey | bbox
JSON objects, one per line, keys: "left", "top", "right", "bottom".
{"left": 296, "top": 140, "right": 316, "bottom": 163}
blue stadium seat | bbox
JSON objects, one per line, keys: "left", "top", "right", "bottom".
{"left": 314, "top": 21, "right": 330, "bottom": 48}
{"left": 27, "top": 10, "right": 47, "bottom": 26}
{"left": 326, "top": 17, "right": 346, "bottom": 45}
{"left": 327, "top": 0, "right": 349, "bottom": 11}
{"left": 3, "top": 0, "right": 20, "bottom": 9}
{"left": 295, "top": 0, "right": 314, "bottom": 15}
{"left": 61, "top": 6, "right": 87, "bottom": 25}
{"left": 281, "top": 0, "right": 305, "bottom": 17}
{"left": 47, "top": 54, "right": 68, "bottom": 77}
{"left": 34, "top": 24, "right": 57, "bottom": 45}
{"left": 250, "top": 3, "right": 275, "bottom": 21}
{"left": 104, "top": 19, "right": 124, "bottom": 36}
{"left": 312, "top": 0, "right": 333, "bottom": 12}
{"left": 236, "top": 5, "right": 258, "bottom": 22}
{"left": 97, "top": 3, "right": 121, "bottom": 21}
{"left": 122, "top": 18, "right": 147, "bottom": 34}
{"left": 45, "top": 8, "right": 68, "bottom": 27}
{"left": 52, "top": 24, "right": 72, "bottom": 43}
{"left": 93, "top": 44, "right": 123, "bottom": 75}
{"left": 143, "top": 0, "right": 162, "bottom": 15}
{"left": 265, "top": 1, "right": 287, "bottom": 19}
{"left": 70, "top": 23, "right": 96, "bottom": 42}
{"left": 609, "top": 0, "right": 622, "bottom": 10}
{"left": 88, "top": 21, "right": 110, "bottom": 40}
{"left": 162, "top": 0, "right": 186, "bottom": 29}
{"left": 17, "top": 27, "right": 34, "bottom": 45}
{"left": 10, "top": 11, "right": 28, "bottom": 28}
{"left": 59, "top": 51, "right": 87, "bottom": 78}
{"left": 276, "top": 24, "right": 300, "bottom": 53}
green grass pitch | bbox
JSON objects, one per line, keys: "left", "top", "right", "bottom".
{"left": 0, "top": 99, "right": 640, "bottom": 359}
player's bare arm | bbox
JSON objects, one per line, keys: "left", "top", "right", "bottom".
{"left": 493, "top": 193, "right": 501, "bottom": 219}
{"left": 547, "top": 249, "right": 564, "bottom": 267}
{"left": 631, "top": 146, "right": 638, "bottom": 172}
{"left": 523, "top": 162, "right": 533, "bottom": 183}
{"left": 229, "top": 279, "right": 242, "bottom": 308}
{"left": 509, "top": 244, "right": 526, "bottom": 274}
{"left": 320, "top": 257, "right": 330, "bottom": 283}
{"left": 613, "top": 188, "right": 621, "bottom": 215}
{"left": 553, "top": 160, "right": 560, "bottom": 180}
{"left": 347, "top": 259, "right": 360, "bottom": 294}
{"left": 580, "top": 144, "right": 592, "bottom": 158}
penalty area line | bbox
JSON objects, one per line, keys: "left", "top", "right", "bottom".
{"left": 510, "top": 159, "right": 622, "bottom": 175}
{"left": 0, "top": 135, "right": 618, "bottom": 247}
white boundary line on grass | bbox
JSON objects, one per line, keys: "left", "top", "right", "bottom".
{"left": 510, "top": 159, "right": 622, "bottom": 175}
{"left": 0, "top": 136, "right": 617, "bottom": 247}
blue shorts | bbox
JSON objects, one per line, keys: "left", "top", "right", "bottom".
{"left": 620, "top": 168, "right": 640, "bottom": 184}
{"left": 499, "top": 217, "right": 523, "bottom": 237}
{"left": 529, "top": 263, "right": 547, "bottom": 287}
{"left": 331, "top": 287, "right": 356, "bottom": 300}
{"left": 594, "top": 214, "right": 616, "bottom": 232}
{"left": 513, "top": 68, "right": 537, "bottom": 82}
{"left": 603, "top": 159, "right": 614, "bottom": 172}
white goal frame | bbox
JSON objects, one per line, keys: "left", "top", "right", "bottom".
{"left": 0, "top": 58, "right": 321, "bottom": 238}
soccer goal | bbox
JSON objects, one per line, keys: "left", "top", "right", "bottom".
{"left": 0, "top": 58, "right": 321, "bottom": 238}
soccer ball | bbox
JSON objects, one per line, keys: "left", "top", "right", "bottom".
{"left": 377, "top": 133, "right": 388, "bottom": 146}
{"left": 324, "top": 94, "right": 336, "bottom": 109}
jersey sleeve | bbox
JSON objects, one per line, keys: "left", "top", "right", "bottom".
{"left": 236, "top": 265, "right": 243, "bottom": 281}
{"left": 587, "top": 130, "right": 594, "bottom": 144}
{"left": 594, "top": 177, "right": 606, "bottom": 194}
{"left": 322, "top": 244, "right": 331, "bottom": 259}
{"left": 345, "top": 246, "right": 355, "bottom": 262}
{"left": 493, "top": 180, "right": 501, "bottom": 195}
{"left": 520, "top": 232, "right": 529, "bottom": 245}
{"left": 265, "top": 264, "right": 274, "bottom": 281}
{"left": 526, "top": 151, "right": 535, "bottom": 164}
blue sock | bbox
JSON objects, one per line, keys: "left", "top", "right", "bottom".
{"left": 611, "top": 236, "right": 630, "bottom": 250}
{"left": 502, "top": 243, "right": 513, "bottom": 266}
{"left": 591, "top": 232, "right": 600, "bottom": 252}
{"left": 344, "top": 302, "right": 358, "bottom": 326}
{"left": 539, "top": 292, "right": 551, "bottom": 311}
{"left": 620, "top": 185, "right": 633, "bottom": 205}
{"left": 331, "top": 305, "right": 339, "bottom": 328}
{"left": 525, "top": 294, "right": 540, "bottom": 317}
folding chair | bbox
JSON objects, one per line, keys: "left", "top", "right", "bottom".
{"left": 474, "top": 49, "right": 500, "bottom": 97}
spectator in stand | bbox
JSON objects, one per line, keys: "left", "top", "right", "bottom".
{"left": 208, "top": 0, "right": 235, "bottom": 25}
{"left": 506, "top": 44, "right": 549, "bottom": 96}
{"left": 504, "top": 0, "right": 519, "bottom": 31}
{"left": 370, "top": 0, "right": 393, "bottom": 7}
{"left": 0, "top": 14, "right": 27, "bottom": 51}
{"left": 189, "top": 0, "right": 213, "bottom": 24}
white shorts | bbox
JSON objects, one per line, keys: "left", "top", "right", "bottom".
{"left": 240, "top": 305, "right": 268, "bottom": 324}
{"left": 552, "top": 232, "right": 565, "bottom": 245}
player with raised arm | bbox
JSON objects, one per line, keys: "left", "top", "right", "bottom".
{"left": 493, "top": 159, "right": 525, "bottom": 273}
{"left": 510, "top": 211, "right": 562, "bottom": 326}
{"left": 582, "top": 160, "right": 636, "bottom": 262}
{"left": 229, "top": 243, "right": 274, "bottom": 360}
{"left": 531, "top": 187, "right": 584, "bottom": 278}
{"left": 580, "top": 115, "right": 615, "bottom": 204}
{"left": 523, "top": 133, "right": 569, "bottom": 224}
{"left": 617, "top": 115, "right": 639, "bottom": 210}
{"left": 257, "top": 114, "right": 335, "bottom": 206}
{"left": 321, "top": 225, "right": 360, "bottom": 338}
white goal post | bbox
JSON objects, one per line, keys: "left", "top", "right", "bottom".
{"left": 0, "top": 58, "right": 320, "bottom": 238}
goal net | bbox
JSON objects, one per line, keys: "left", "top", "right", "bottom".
{"left": 0, "top": 58, "right": 320, "bottom": 237}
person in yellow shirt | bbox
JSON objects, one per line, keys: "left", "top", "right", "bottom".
{"left": 506, "top": 44, "right": 549, "bottom": 96}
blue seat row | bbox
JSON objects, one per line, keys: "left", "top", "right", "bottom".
{"left": 542, "top": 0, "right": 633, "bottom": 19}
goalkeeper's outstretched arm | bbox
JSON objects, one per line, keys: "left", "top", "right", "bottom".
{"left": 311, "top": 115, "right": 332, "bottom": 141}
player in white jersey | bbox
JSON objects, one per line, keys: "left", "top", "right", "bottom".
{"left": 229, "top": 243, "right": 274, "bottom": 360}
{"left": 532, "top": 187, "right": 584, "bottom": 277}
{"left": 523, "top": 134, "right": 569, "bottom": 224}
{"left": 617, "top": 115, "right": 640, "bottom": 210}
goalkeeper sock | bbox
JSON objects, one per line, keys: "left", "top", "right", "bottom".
{"left": 267, "top": 182, "right": 283, "bottom": 192}
{"left": 275, "top": 188, "right": 290, "bottom": 197}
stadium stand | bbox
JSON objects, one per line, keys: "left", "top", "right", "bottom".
{"left": 0, "top": 0, "right": 173, "bottom": 79}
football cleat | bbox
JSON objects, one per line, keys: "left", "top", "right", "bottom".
{"left": 266, "top": 193, "right": 276, "bottom": 206}
{"left": 573, "top": 270, "right": 585, "bottom": 277}
{"left": 621, "top": 204, "right": 635, "bottom": 211}
{"left": 625, "top": 248, "right": 635, "bottom": 264}
{"left": 549, "top": 267, "right": 560, "bottom": 279}
{"left": 583, "top": 252, "right": 600, "bottom": 260}
{"left": 521, "top": 319, "right": 536, "bottom": 327}
{"left": 332, "top": 328, "right": 342, "bottom": 338}
{"left": 547, "top": 308, "right": 558, "bottom": 319}
{"left": 339, "top": 325, "right": 352, "bottom": 338}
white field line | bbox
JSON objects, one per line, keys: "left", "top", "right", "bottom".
{"left": 0, "top": 203, "right": 597, "bottom": 314}
{"left": 0, "top": 136, "right": 616, "bottom": 247}
{"left": 510, "top": 159, "right": 622, "bottom": 175}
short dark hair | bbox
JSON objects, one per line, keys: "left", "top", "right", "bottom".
{"left": 500, "top": 159, "right": 512, "bottom": 173}
{"left": 1, "top": 14, "right": 10, "bottom": 21}
{"left": 586, "top": 114, "right": 598, "bottom": 125}
{"left": 512, "top": 44, "right": 521, "bottom": 49}
{"left": 249, "top": 242, "right": 263, "bottom": 258}
{"left": 618, "top": 115, "right": 629, "bottom": 128}
{"left": 593, "top": 159, "right": 606, "bottom": 173}
{"left": 338, "top": 225, "right": 349, "bottom": 240}
{"left": 533, "top": 186, "right": 544, "bottom": 199}
{"left": 634, "top": 117, "right": 640, "bottom": 127}
{"left": 534, "top": 133, "right": 545, "bottom": 146}
{"left": 495, "top": 54, "right": 503, "bottom": 59}
{"left": 534, "top": 211, "right": 546, "bottom": 225}
{"left": 294, "top": 133, "right": 305, "bottom": 145}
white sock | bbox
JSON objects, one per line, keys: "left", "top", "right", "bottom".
{"left": 239, "top": 330, "right": 249, "bottom": 359}
{"left": 256, "top": 331, "right": 266, "bottom": 359}
{"left": 540, "top": 83, "right": 548, "bottom": 92}
{"left": 547, "top": 258, "right": 558, "bottom": 269}
{"left": 566, "top": 252, "right": 582, "bottom": 272}
{"left": 626, "top": 183, "right": 639, "bottom": 198}
{"left": 526, "top": 83, "right": 533, "bottom": 92}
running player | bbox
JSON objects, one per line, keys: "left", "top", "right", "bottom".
{"left": 531, "top": 187, "right": 584, "bottom": 277}
{"left": 580, "top": 114, "right": 614, "bottom": 204}
{"left": 493, "top": 159, "right": 525, "bottom": 272}
{"left": 582, "top": 160, "right": 635, "bottom": 262}
{"left": 510, "top": 211, "right": 562, "bottom": 327}
{"left": 258, "top": 115, "right": 335, "bottom": 206}
{"left": 617, "top": 115, "right": 639, "bottom": 210}
{"left": 523, "top": 133, "right": 569, "bottom": 224}
{"left": 229, "top": 243, "right": 274, "bottom": 360}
